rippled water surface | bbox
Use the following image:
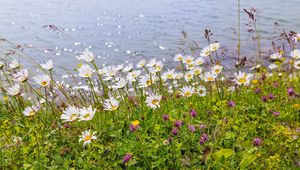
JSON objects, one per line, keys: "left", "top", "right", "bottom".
{"left": 0, "top": 0, "right": 299, "bottom": 69}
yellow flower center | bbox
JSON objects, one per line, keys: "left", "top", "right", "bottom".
{"left": 84, "top": 134, "right": 91, "bottom": 141}
{"left": 185, "top": 91, "right": 191, "bottom": 96}
{"left": 83, "top": 113, "right": 90, "bottom": 119}
{"left": 167, "top": 75, "right": 173, "bottom": 79}
{"left": 151, "top": 99, "right": 159, "bottom": 105}
{"left": 85, "top": 73, "right": 91, "bottom": 77}
{"left": 146, "top": 79, "right": 152, "bottom": 86}
{"left": 41, "top": 81, "right": 48, "bottom": 86}
{"left": 70, "top": 114, "right": 77, "bottom": 121}
{"left": 110, "top": 105, "right": 117, "bottom": 110}
{"left": 29, "top": 111, "right": 35, "bottom": 116}
{"left": 214, "top": 69, "right": 220, "bottom": 73}
{"left": 238, "top": 78, "right": 247, "bottom": 84}
{"left": 207, "top": 77, "right": 214, "bottom": 81}
{"left": 131, "top": 120, "right": 140, "bottom": 126}
{"left": 186, "top": 59, "right": 192, "bottom": 64}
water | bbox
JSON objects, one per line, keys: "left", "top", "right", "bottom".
{"left": 0, "top": 0, "right": 299, "bottom": 70}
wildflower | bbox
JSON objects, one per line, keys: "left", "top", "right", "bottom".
{"left": 174, "top": 120, "right": 183, "bottom": 128}
{"left": 79, "top": 130, "right": 97, "bottom": 147}
{"left": 130, "top": 120, "right": 140, "bottom": 132}
{"left": 200, "top": 46, "right": 211, "bottom": 57}
{"left": 188, "top": 125, "right": 196, "bottom": 133}
{"left": 203, "top": 71, "right": 217, "bottom": 82}
{"left": 145, "top": 93, "right": 162, "bottom": 109}
{"left": 12, "top": 136, "right": 22, "bottom": 145}
{"left": 127, "top": 70, "right": 141, "bottom": 82}
{"left": 270, "top": 110, "right": 280, "bottom": 116}
{"left": 77, "top": 50, "right": 95, "bottom": 62}
{"left": 199, "top": 133, "right": 208, "bottom": 145}
{"left": 194, "top": 57, "right": 205, "bottom": 65}
{"left": 139, "top": 74, "right": 157, "bottom": 88}
{"left": 253, "top": 137, "right": 263, "bottom": 146}
{"left": 60, "top": 106, "right": 80, "bottom": 122}
{"left": 254, "top": 88, "right": 261, "bottom": 94}
{"left": 209, "top": 42, "right": 220, "bottom": 51}
{"left": 268, "top": 94, "right": 275, "bottom": 100}
{"left": 211, "top": 64, "right": 223, "bottom": 74}
{"left": 190, "top": 109, "right": 197, "bottom": 117}
{"left": 122, "top": 63, "right": 133, "bottom": 72}
{"left": 183, "top": 55, "right": 194, "bottom": 65}
{"left": 174, "top": 54, "right": 184, "bottom": 61}
{"left": 290, "top": 49, "right": 300, "bottom": 59}
{"left": 79, "top": 105, "right": 96, "bottom": 121}
{"left": 268, "top": 63, "right": 278, "bottom": 70}
{"left": 162, "top": 114, "right": 169, "bottom": 121}
{"left": 193, "top": 67, "right": 203, "bottom": 75}
{"left": 41, "top": 60, "right": 53, "bottom": 70}
{"left": 287, "top": 87, "right": 295, "bottom": 96}
{"left": 6, "top": 84, "right": 21, "bottom": 96}
{"left": 146, "top": 58, "right": 156, "bottom": 67}
{"left": 172, "top": 128, "right": 178, "bottom": 135}
{"left": 78, "top": 64, "right": 94, "bottom": 78}
{"left": 233, "top": 71, "right": 253, "bottom": 85}
{"left": 227, "top": 100, "right": 236, "bottom": 108}
{"left": 103, "top": 97, "right": 119, "bottom": 111}
{"left": 179, "top": 86, "right": 195, "bottom": 97}
{"left": 113, "top": 77, "right": 127, "bottom": 89}
{"left": 294, "top": 60, "right": 300, "bottom": 69}
{"left": 154, "top": 60, "right": 163, "bottom": 72}
{"left": 162, "top": 69, "right": 175, "bottom": 81}
{"left": 136, "top": 59, "right": 147, "bottom": 68}
{"left": 12, "top": 69, "right": 28, "bottom": 83}
{"left": 23, "top": 105, "right": 39, "bottom": 117}
{"left": 122, "top": 153, "right": 132, "bottom": 164}
{"left": 184, "top": 71, "right": 194, "bottom": 82}
{"left": 9, "top": 59, "right": 20, "bottom": 69}
{"left": 34, "top": 74, "right": 51, "bottom": 87}
{"left": 197, "top": 86, "right": 207, "bottom": 96}
{"left": 261, "top": 96, "right": 268, "bottom": 102}
{"left": 270, "top": 53, "right": 282, "bottom": 60}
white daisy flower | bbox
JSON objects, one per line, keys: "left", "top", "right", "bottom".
{"left": 268, "top": 63, "right": 278, "bottom": 70}
{"left": 194, "top": 57, "right": 205, "bottom": 65}
{"left": 174, "top": 54, "right": 184, "bottom": 61}
{"left": 145, "top": 93, "right": 162, "bottom": 109}
{"left": 211, "top": 64, "right": 223, "bottom": 74}
{"left": 6, "top": 84, "right": 21, "bottom": 96}
{"left": 13, "top": 69, "right": 29, "bottom": 82}
{"left": 127, "top": 70, "right": 141, "bottom": 82}
{"left": 23, "top": 105, "right": 39, "bottom": 117}
{"left": 122, "top": 63, "right": 133, "bottom": 72}
{"left": 137, "top": 59, "right": 147, "bottom": 68}
{"left": 162, "top": 69, "right": 175, "bottom": 81}
{"left": 180, "top": 86, "right": 195, "bottom": 97}
{"left": 79, "top": 105, "right": 96, "bottom": 121}
{"left": 34, "top": 74, "right": 51, "bottom": 87}
{"left": 203, "top": 71, "right": 217, "bottom": 82}
{"left": 233, "top": 71, "right": 253, "bottom": 85}
{"left": 209, "top": 42, "right": 220, "bottom": 51}
{"left": 9, "top": 59, "right": 20, "bottom": 69}
{"left": 77, "top": 50, "right": 95, "bottom": 63}
{"left": 113, "top": 77, "right": 127, "bottom": 89}
{"left": 60, "top": 106, "right": 80, "bottom": 122}
{"left": 270, "top": 53, "right": 282, "bottom": 60}
{"left": 41, "top": 60, "right": 53, "bottom": 70}
{"left": 193, "top": 67, "right": 203, "bottom": 76}
{"left": 103, "top": 97, "right": 119, "bottom": 111}
{"left": 200, "top": 46, "right": 211, "bottom": 57}
{"left": 197, "top": 86, "right": 207, "bottom": 96}
{"left": 290, "top": 49, "right": 300, "bottom": 59}
{"left": 184, "top": 71, "right": 194, "bottom": 82}
{"left": 79, "top": 130, "right": 97, "bottom": 147}
{"left": 139, "top": 74, "right": 157, "bottom": 88}
{"left": 146, "top": 58, "right": 157, "bottom": 67}
{"left": 294, "top": 60, "right": 300, "bottom": 69}
{"left": 183, "top": 55, "right": 194, "bottom": 65}
{"left": 78, "top": 64, "right": 94, "bottom": 78}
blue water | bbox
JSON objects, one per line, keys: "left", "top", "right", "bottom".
{"left": 0, "top": 0, "right": 299, "bottom": 69}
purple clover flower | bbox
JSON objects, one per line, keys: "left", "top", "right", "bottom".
{"left": 122, "top": 153, "right": 132, "bottom": 164}
{"left": 253, "top": 137, "right": 263, "bottom": 146}
{"left": 190, "top": 109, "right": 197, "bottom": 118}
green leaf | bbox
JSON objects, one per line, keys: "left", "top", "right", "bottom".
{"left": 213, "top": 149, "right": 234, "bottom": 160}
{"left": 239, "top": 154, "right": 256, "bottom": 169}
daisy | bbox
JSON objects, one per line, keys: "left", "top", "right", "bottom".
{"left": 197, "top": 86, "right": 207, "bottom": 96}
{"left": 233, "top": 71, "right": 253, "bottom": 85}
{"left": 290, "top": 49, "right": 300, "bottom": 59}
{"left": 183, "top": 55, "right": 194, "bottom": 65}
{"left": 78, "top": 64, "right": 94, "bottom": 78}
{"left": 6, "top": 84, "right": 21, "bottom": 96}
{"left": 145, "top": 93, "right": 162, "bottom": 109}
{"left": 127, "top": 70, "right": 141, "bottom": 82}
{"left": 60, "top": 106, "right": 80, "bottom": 122}
{"left": 209, "top": 43, "right": 220, "bottom": 51}
{"left": 41, "top": 60, "right": 53, "bottom": 70}
{"left": 139, "top": 74, "right": 157, "bottom": 88}
{"left": 13, "top": 69, "right": 28, "bottom": 82}
{"left": 79, "top": 105, "right": 96, "bottom": 121}
{"left": 162, "top": 69, "right": 175, "bottom": 81}
{"left": 180, "top": 86, "right": 195, "bottom": 97}
{"left": 103, "top": 97, "right": 119, "bottom": 111}
{"left": 268, "top": 63, "right": 278, "bottom": 70}
{"left": 23, "top": 105, "right": 39, "bottom": 117}
{"left": 186, "top": 61, "right": 196, "bottom": 70}
{"left": 184, "top": 71, "right": 194, "bottom": 82}
{"left": 194, "top": 57, "right": 205, "bottom": 65}
{"left": 77, "top": 50, "right": 95, "bottom": 63}
{"left": 122, "top": 63, "right": 133, "bottom": 72}
{"left": 203, "top": 71, "right": 217, "bottom": 82}
{"left": 154, "top": 61, "right": 163, "bottom": 72}
{"left": 9, "top": 59, "right": 20, "bottom": 69}
{"left": 34, "top": 74, "right": 51, "bottom": 87}
{"left": 113, "top": 77, "right": 127, "bottom": 89}
{"left": 200, "top": 46, "right": 211, "bottom": 57}
{"left": 174, "top": 72, "right": 183, "bottom": 79}
{"left": 137, "top": 59, "right": 147, "bottom": 68}
{"left": 270, "top": 53, "right": 282, "bottom": 60}
{"left": 174, "top": 54, "right": 184, "bottom": 62}
{"left": 294, "top": 60, "right": 300, "bottom": 69}
{"left": 211, "top": 64, "right": 223, "bottom": 74}
{"left": 79, "top": 130, "right": 97, "bottom": 147}
{"left": 146, "top": 58, "right": 156, "bottom": 67}
{"left": 193, "top": 67, "right": 203, "bottom": 76}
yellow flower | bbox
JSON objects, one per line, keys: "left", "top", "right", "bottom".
{"left": 131, "top": 120, "right": 140, "bottom": 126}
{"left": 251, "top": 79, "right": 258, "bottom": 84}
{"left": 292, "top": 104, "right": 300, "bottom": 109}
